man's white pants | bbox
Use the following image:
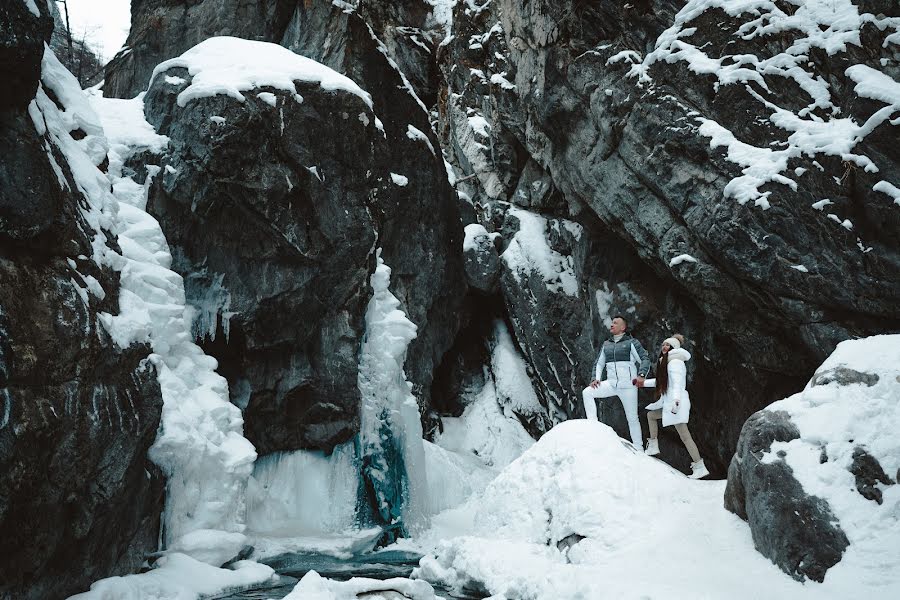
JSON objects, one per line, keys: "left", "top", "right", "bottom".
{"left": 582, "top": 382, "right": 642, "bottom": 447}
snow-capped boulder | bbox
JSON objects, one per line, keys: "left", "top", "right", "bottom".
{"left": 462, "top": 223, "right": 501, "bottom": 292}
{"left": 439, "top": 0, "right": 900, "bottom": 470}
{"left": 141, "top": 35, "right": 464, "bottom": 455}
{"left": 103, "top": 0, "right": 297, "bottom": 99}
{"left": 725, "top": 335, "right": 900, "bottom": 583}
{"left": 0, "top": 6, "right": 164, "bottom": 599}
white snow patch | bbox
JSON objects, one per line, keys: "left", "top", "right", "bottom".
{"left": 69, "top": 554, "right": 275, "bottom": 600}
{"left": 669, "top": 253, "right": 698, "bottom": 266}
{"left": 501, "top": 206, "right": 579, "bottom": 297}
{"left": 490, "top": 73, "right": 516, "bottom": 90}
{"left": 390, "top": 172, "right": 409, "bottom": 187}
{"left": 255, "top": 91, "right": 277, "bottom": 107}
{"left": 462, "top": 223, "right": 490, "bottom": 252}
{"left": 151, "top": 37, "right": 372, "bottom": 109}
{"left": 812, "top": 199, "right": 834, "bottom": 210}
{"left": 407, "top": 124, "right": 436, "bottom": 156}
{"left": 790, "top": 264, "right": 809, "bottom": 273}
{"left": 873, "top": 181, "right": 900, "bottom": 206}
{"left": 285, "top": 570, "right": 438, "bottom": 600}
{"left": 210, "top": 115, "right": 226, "bottom": 124}
{"left": 164, "top": 74, "right": 186, "bottom": 86}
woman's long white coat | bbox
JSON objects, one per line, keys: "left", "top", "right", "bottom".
{"left": 643, "top": 348, "right": 691, "bottom": 427}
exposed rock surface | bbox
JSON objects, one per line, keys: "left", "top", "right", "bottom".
{"left": 437, "top": 0, "right": 900, "bottom": 471}
{"left": 144, "top": 33, "right": 464, "bottom": 455}
{"left": 0, "top": 5, "right": 164, "bottom": 599}
{"left": 462, "top": 223, "right": 500, "bottom": 293}
{"left": 724, "top": 335, "right": 899, "bottom": 582}
{"left": 723, "top": 410, "right": 848, "bottom": 582}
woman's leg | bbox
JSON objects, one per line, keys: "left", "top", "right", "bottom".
{"left": 674, "top": 423, "right": 701, "bottom": 463}
{"left": 647, "top": 409, "right": 662, "bottom": 440}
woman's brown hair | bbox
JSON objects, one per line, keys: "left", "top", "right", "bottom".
{"left": 654, "top": 350, "right": 669, "bottom": 400}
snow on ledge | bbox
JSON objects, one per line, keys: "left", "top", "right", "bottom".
{"left": 501, "top": 206, "right": 579, "bottom": 297}
{"left": 669, "top": 253, "right": 698, "bottom": 267}
{"left": 150, "top": 37, "right": 373, "bottom": 109}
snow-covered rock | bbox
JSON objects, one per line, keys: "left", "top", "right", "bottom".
{"left": 462, "top": 223, "right": 501, "bottom": 292}
{"left": 725, "top": 334, "right": 900, "bottom": 583}
{"left": 0, "top": 6, "right": 164, "bottom": 598}
{"left": 415, "top": 418, "right": 900, "bottom": 598}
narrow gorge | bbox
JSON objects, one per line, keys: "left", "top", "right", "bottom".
{"left": 1, "top": 1, "right": 898, "bottom": 599}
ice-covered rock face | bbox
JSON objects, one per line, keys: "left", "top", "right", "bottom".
{"left": 725, "top": 335, "right": 900, "bottom": 583}
{"left": 0, "top": 5, "right": 165, "bottom": 599}
{"left": 439, "top": 0, "right": 900, "bottom": 471}
{"left": 140, "top": 33, "right": 465, "bottom": 457}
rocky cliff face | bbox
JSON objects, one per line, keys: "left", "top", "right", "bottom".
{"left": 438, "top": 0, "right": 900, "bottom": 472}
{"left": 142, "top": 28, "right": 465, "bottom": 456}
{"left": 0, "top": 3, "right": 164, "bottom": 599}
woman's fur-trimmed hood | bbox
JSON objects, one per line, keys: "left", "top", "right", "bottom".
{"left": 666, "top": 348, "right": 691, "bottom": 363}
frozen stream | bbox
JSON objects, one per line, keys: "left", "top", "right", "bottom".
{"left": 211, "top": 550, "right": 485, "bottom": 600}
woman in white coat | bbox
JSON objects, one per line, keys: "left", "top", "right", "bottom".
{"left": 635, "top": 334, "right": 709, "bottom": 479}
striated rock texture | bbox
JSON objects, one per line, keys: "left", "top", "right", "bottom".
{"left": 104, "top": 0, "right": 296, "bottom": 99}
{"left": 144, "top": 36, "right": 464, "bottom": 456}
{"left": 0, "top": 4, "right": 164, "bottom": 599}
{"left": 437, "top": 0, "right": 900, "bottom": 472}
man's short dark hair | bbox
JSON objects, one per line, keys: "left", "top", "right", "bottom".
{"left": 613, "top": 315, "right": 627, "bottom": 329}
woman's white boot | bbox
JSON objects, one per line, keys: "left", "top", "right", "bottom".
{"left": 689, "top": 459, "right": 709, "bottom": 479}
{"left": 645, "top": 438, "right": 660, "bottom": 456}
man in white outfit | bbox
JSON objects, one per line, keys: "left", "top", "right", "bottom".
{"left": 582, "top": 316, "right": 651, "bottom": 448}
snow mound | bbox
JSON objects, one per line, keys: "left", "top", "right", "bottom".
{"left": 150, "top": 37, "right": 372, "bottom": 109}
{"left": 285, "top": 570, "right": 438, "bottom": 600}
{"left": 415, "top": 420, "right": 854, "bottom": 598}
{"left": 69, "top": 554, "right": 275, "bottom": 600}
{"left": 764, "top": 334, "right": 900, "bottom": 592}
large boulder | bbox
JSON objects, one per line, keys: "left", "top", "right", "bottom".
{"left": 143, "top": 36, "right": 464, "bottom": 455}
{"left": 724, "top": 335, "right": 899, "bottom": 582}
{"left": 0, "top": 5, "right": 164, "bottom": 598}
{"left": 437, "top": 0, "right": 900, "bottom": 469}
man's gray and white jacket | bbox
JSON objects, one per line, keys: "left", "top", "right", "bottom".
{"left": 594, "top": 334, "right": 651, "bottom": 388}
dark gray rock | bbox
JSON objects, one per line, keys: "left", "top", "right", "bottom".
{"left": 0, "top": 0, "right": 53, "bottom": 110}
{"left": 849, "top": 446, "right": 894, "bottom": 505}
{"left": 143, "top": 75, "right": 377, "bottom": 454}
{"left": 724, "top": 410, "right": 849, "bottom": 582}
{"left": 0, "top": 9, "right": 164, "bottom": 597}
{"left": 280, "top": 1, "right": 466, "bottom": 422}
{"left": 437, "top": 0, "right": 900, "bottom": 473}
{"left": 811, "top": 367, "right": 879, "bottom": 388}
{"left": 463, "top": 225, "right": 501, "bottom": 293}
{"left": 555, "top": 532, "right": 585, "bottom": 554}
{"left": 144, "top": 23, "right": 465, "bottom": 454}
